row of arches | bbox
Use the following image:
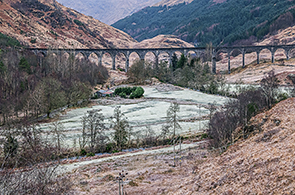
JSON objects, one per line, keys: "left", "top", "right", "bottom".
{"left": 32, "top": 49, "right": 204, "bottom": 72}
{"left": 213, "top": 46, "right": 295, "bottom": 74}
{"left": 30, "top": 44, "right": 295, "bottom": 74}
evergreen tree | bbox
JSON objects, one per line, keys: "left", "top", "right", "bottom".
{"left": 111, "top": 106, "right": 129, "bottom": 150}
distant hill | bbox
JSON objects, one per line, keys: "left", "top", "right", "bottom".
{"left": 56, "top": 0, "right": 161, "bottom": 25}
{"left": 0, "top": 0, "right": 137, "bottom": 49}
{"left": 112, "top": 0, "right": 295, "bottom": 46}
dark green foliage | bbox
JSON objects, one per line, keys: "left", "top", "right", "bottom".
{"left": 113, "top": 0, "right": 295, "bottom": 46}
{"left": 111, "top": 106, "right": 129, "bottom": 150}
{"left": 30, "top": 38, "right": 37, "bottom": 44}
{"left": 130, "top": 87, "right": 144, "bottom": 99}
{"left": 247, "top": 102, "right": 258, "bottom": 121}
{"left": 0, "top": 61, "right": 6, "bottom": 73}
{"left": 19, "top": 57, "right": 31, "bottom": 74}
{"left": 115, "top": 87, "right": 133, "bottom": 95}
{"left": 80, "top": 148, "right": 87, "bottom": 155}
{"left": 201, "top": 133, "right": 208, "bottom": 139}
{"left": 176, "top": 54, "right": 187, "bottom": 69}
{"left": 86, "top": 152, "right": 95, "bottom": 157}
{"left": 105, "top": 143, "right": 114, "bottom": 152}
{"left": 4, "top": 135, "right": 18, "bottom": 157}
{"left": 171, "top": 53, "right": 178, "bottom": 71}
{"left": 74, "top": 19, "right": 84, "bottom": 26}
{"left": 119, "top": 92, "right": 127, "bottom": 98}
{"left": 115, "top": 86, "right": 143, "bottom": 99}
{"left": 207, "top": 81, "right": 218, "bottom": 94}
{"left": 0, "top": 32, "right": 21, "bottom": 47}
{"left": 276, "top": 92, "right": 289, "bottom": 102}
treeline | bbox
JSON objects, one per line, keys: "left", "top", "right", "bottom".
{"left": 0, "top": 46, "right": 109, "bottom": 193}
{"left": 127, "top": 54, "right": 228, "bottom": 95}
{"left": 113, "top": 0, "right": 295, "bottom": 46}
{"left": 0, "top": 48, "right": 109, "bottom": 125}
{"left": 207, "top": 70, "right": 294, "bottom": 151}
{"left": 0, "top": 32, "right": 22, "bottom": 48}
{"left": 77, "top": 103, "right": 183, "bottom": 156}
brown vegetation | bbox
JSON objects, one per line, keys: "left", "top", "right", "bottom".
{"left": 0, "top": 0, "right": 137, "bottom": 48}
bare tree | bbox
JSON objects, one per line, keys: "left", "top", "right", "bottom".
{"left": 260, "top": 69, "right": 279, "bottom": 109}
{"left": 142, "top": 126, "right": 157, "bottom": 147}
{"left": 49, "top": 121, "right": 66, "bottom": 155}
{"left": 81, "top": 109, "right": 106, "bottom": 153}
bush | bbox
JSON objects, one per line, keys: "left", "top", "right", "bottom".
{"left": 115, "top": 87, "right": 133, "bottom": 96}
{"left": 30, "top": 38, "right": 37, "bottom": 44}
{"left": 86, "top": 152, "right": 95, "bottom": 157}
{"left": 276, "top": 92, "right": 289, "bottom": 102}
{"left": 119, "top": 92, "right": 127, "bottom": 98}
{"left": 130, "top": 87, "right": 144, "bottom": 99}
{"left": 80, "top": 148, "right": 87, "bottom": 155}
{"left": 129, "top": 180, "right": 139, "bottom": 186}
{"left": 105, "top": 143, "right": 114, "bottom": 152}
{"left": 74, "top": 19, "right": 84, "bottom": 26}
{"left": 201, "top": 133, "right": 208, "bottom": 139}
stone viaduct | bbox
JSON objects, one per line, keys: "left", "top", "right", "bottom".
{"left": 27, "top": 44, "right": 295, "bottom": 74}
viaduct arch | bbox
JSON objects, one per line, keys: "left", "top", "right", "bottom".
{"left": 28, "top": 44, "right": 295, "bottom": 74}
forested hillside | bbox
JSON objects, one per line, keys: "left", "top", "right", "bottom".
{"left": 113, "top": 0, "right": 295, "bottom": 46}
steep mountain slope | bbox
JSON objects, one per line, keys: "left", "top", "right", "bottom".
{"left": 113, "top": 0, "right": 295, "bottom": 46}
{"left": 0, "top": 0, "right": 137, "bottom": 48}
{"left": 56, "top": 0, "right": 161, "bottom": 25}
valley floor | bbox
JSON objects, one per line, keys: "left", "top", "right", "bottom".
{"left": 63, "top": 98, "right": 295, "bottom": 194}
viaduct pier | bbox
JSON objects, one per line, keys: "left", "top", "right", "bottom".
{"left": 28, "top": 44, "right": 295, "bottom": 74}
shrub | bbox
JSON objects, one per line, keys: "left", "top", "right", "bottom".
{"left": 106, "top": 143, "right": 114, "bottom": 152}
{"left": 80, "top": 148, "right": 87, "bottom": 155}
{"left": 276, "top": 92, "right": 289, "bottom": 102}
{"left": 201, "top": 133, "right": 208, "bottom": 139}
{"left": 130, "top": 87, "right": 144, "bottom": 99}
{"left": 86, "top": 152, "right": 95, "bottom": 157}
{"left": 74, "top": 19, "right": 84, "bottom": 26}
{"left": 119, "top": 92, "right": 127, "bottom": 98}
{"left": 30, "top": 38, "right": 37, "bottom": 44}
{"left": 129, "top": 180, "right": 139, "bottom": 186}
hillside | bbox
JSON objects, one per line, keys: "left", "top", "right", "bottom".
{"left": 63, "top": 97, "right": 295, "bottom": 194}
{"left": 113, "top": 0, "right": 295, "bottom": 46}
{"left": 56, "top": 0, "right": 161, "bottom": 25}
{"left": 0, "top": 0, "right": 137, "bottom": 48}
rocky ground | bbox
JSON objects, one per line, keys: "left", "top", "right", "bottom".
{"left": 63, "top": 98, "right": 295, "bottom": 194}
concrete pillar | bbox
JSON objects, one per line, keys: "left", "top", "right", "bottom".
{"left": 228, "top": 52, "right": 231, "bottom": 74}
{"left": 256, "top": 51, "right": 260, "bottom": 64}
{"left": 112, "top": 55, "right": 116, "bottom": 70}
{"left": 98, "top": 56, "right": 102, "bottom": 67}
{"left": 242, "top": 49, "right": 245, "bottom": 68}
{"left": 155, "top": 55, "right": 159, "bottom": 69}
{"left": 286, "top": 49, "right": 290, "bottom": 60}
{"left": 125, "top": 57, "right": 129, "bottom": 72}
{"left": 271, "top": 52, "right": 275, "bottom": 63}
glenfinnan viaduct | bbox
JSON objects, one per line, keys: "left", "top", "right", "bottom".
{"left": 27, "top": 44, "right": 295, "bottom": 74}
